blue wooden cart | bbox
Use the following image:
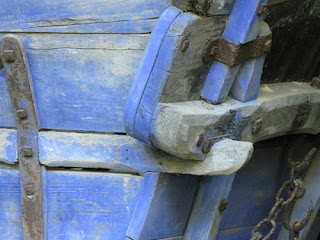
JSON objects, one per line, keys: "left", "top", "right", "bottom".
{"left": 0, "top": 0, "right": 319, "bottom": 239}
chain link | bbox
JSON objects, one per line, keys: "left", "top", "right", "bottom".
{"left": 251, "top": 147, "right": 317, "bottom": 240}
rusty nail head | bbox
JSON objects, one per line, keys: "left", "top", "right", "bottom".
{"left": 22, "top": 146, "right": 33, "bottom": 157}
{"left": 25, "top": 182, "right": 35, "bottom": 196}
{"left": 258, "top": 3, "right": 267, "bottom": 16}
{"left": 202, "top": 139, "right": 214, "bottom": 153}
{"left": 252, "top": 118, "right": 263, "bottom": 134}
{"left": 264, "top": 39, "right": 272, "bottom": 52}
{"left": 196, "top": 134, "right": 205, "bottom": 146}
{"left": 3, "top": 49, "right": 16, "bottom": 62}
{"left": 219, "top": 199, "right": 228, "bottom": 212}
{"left": 17, "top": 109, "right": 28, "bottom": 119}
{"left": 311, "top": 77, "right": 320, "bottom": 90}
{"left": 181, "top": 39, "right": 189, "bottom": 52}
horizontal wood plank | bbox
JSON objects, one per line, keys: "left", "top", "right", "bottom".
{"left": 0, "top": 129, "right": 17, "bottom": 164}
{"left": 38, "top": 130, "right": 250, "bottom": 176}
{"left": 0, "top": 34, "right": 149, "bottom": 132}
{"left": 44, "top": 169, "right": 143, "bottom": 239}
{"left": 0, "top": 0, "right": 171, "bottom": 34}
{"left": 0, "top": 164, "right": 22, "bottom": 239}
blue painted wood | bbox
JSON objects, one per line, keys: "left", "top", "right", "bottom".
{"left": 0, "top": 164, "right": 23, "bottom": 239}
{"left": 126, "top": 173, "right": 199, "bottom": 240}
{"left": 219, "top": 146, "right": 285, "bottom": 229}
{"left": 0, "top": 129, "right": 17, "bottom": 164}
{"left": 229, "top": 56, "right": 266, "bottom": 102}
{"left": 0, "top": 0, "right": 171, "bottom": 34}
{"left": 230, "top": 21, "right": 271, "bottom": 102}
{"left": 45, "top": 170, "right": 143, "bottom": 240}
{"left": 124, "top": 7, "right": 182, "bottom": 143}
{"left": 0, "top": 34, "right": 149, "bottom": 133}
{"left": 201, "top": 0, "right": 267, "bottom": 104}
{"left": 184, "top": 174, "right": 235, "bottom": 240}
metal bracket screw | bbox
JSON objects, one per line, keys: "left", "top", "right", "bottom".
{"left": 22, "top": 146, "right": 33, "bottom": 157}
{"left": 252, "top": 118, "right": 263, "bottom": 134}
{"left": 25, "top": 182, "right": 35, "bottom": 196}
{"left": 219, "top": 199, "right": 228, "bottom": 212}
{"left": 311, "top": 77, "right": 320, "bottom": 90}
{"left": 258, "top": 3, "right": 267, "bottom": 16}
{"left": 196, "top": 134, "right": 205, "bottom": 146}
{"left": 17, "top": 109, "right": 28, "bottom": 119}
{"left": 181, "top": 39, "right": 189, "bottom": 52}
{"left": 3, "top": 49, "right": 16, "bottom": 62}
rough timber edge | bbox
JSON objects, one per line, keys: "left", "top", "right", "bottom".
{"left": 151, "top": 82, "right": 320, "bottom": 161}
{"left": 31, "top": 131, "right": 251, "bottom": 176}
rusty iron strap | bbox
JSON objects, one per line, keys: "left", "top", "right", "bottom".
{"left": 0, "top": 36, "right": 44, "bottom": 240}
{"left": 203, "top": 33, "right": 272, "bottom": 67}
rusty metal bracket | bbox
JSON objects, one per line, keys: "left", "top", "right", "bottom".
{"left": 0, "top": 35, "right": 44, "bottom": 240}
{"left": 203, "top": 33, "right": 272, "bottom": 67}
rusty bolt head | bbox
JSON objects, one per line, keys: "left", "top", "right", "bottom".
{"left": 181, "top": 39, "right": 189, "bottom": 52}
{"left": 311, "top": 77, "right": 320, "bottom": 90}
{"left": 22, "top": 146, "right": 33, "bottom": 157}
{"left": 2, "top": 49, "right": 16, "bottom": 62}
{"left": 25, "top": 182, "right": 35, "bottom": 196}
{"left": 252, "top": 118, "right": 263, "bottom": 134}
{"left": 219, "top": 199, "right": 228, "bottom": 212}
{"left": 202, "top": 139, "right": 214, "bottom": 153}
{"left": 196, "top": 134, "right": 205, "bottom": 146}
{"left": 264, "top": 39, "right": 272, "bottom": 52}
{"left": 17, "top": 109, "right": 28, "bottom": 119}
{"left": 258, "top": 3, "right": 267, "bottom": 16}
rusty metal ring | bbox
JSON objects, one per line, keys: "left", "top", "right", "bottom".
{"left": 293, "top": 148, "right": 317, "bottom": 173}
{"left": 276, "top": 180, "right": 299, "bottom": 206}
{"left": 251, "top": 218, "right": 276, "bottom": 240}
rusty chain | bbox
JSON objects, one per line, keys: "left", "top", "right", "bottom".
{"left": 251, "top": 147, "right": 317, "bottom": 240}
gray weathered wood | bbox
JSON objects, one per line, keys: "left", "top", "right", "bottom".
{"left": 151, "top": 82, "right": 320, "bottom": 161}
{"left": 172, "top": 0, "right": 234, "bottom": 16}
{"left": 37, "top": 130, "right": 251, "bottom": 176}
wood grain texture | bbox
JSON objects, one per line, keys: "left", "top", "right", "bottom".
{"left": 124, "top": 7, "right": 226, "bottom": 144}
{"left": 0, "top": 129, "right": 17, "bottom": 164}
{"left": 126, "top": 173, "right": 198, "bottom": 240}
{"left": 201, "top": 0, "right": 266, "bottom": 104}
{"left": 44, "top": 169, "right": 143, "bottom": 240}
{"left": 0, "top": 164, "right": 23, "bottom": 239}
{"left": 38, "top": 130, "right": 251, "bottom": 176}
{"left": 0, "top": 0, "right": 171, "bottom": 34}
{"left": 172, "top": 0, "right": 234, "bottom": 16}
{"left": 0, "top": 33, "right": 149, "bottom": 132}
{"left": 184, "top": 174, "right": 235, "bottom": 240}
{"left": 151, "top": 82, "right": 320, "bottom": 161}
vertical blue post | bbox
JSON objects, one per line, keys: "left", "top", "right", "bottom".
{"left": 201, "top": 0, "right": 267, "bottom": 104}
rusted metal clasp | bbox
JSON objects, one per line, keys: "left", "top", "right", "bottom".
{"left": 0, "top": 35, "right": 44, "bottom": 240}
{"left": 203, "top": 33, "right": 272, "bottom": 67}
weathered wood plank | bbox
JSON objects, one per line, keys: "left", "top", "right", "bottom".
{"left": 183, "top": 175, "right": 235, "bottom": 240}
{"left": 0, "top": 164, "right": 23, "bottom": 239}
{"left": 126, "top": 173, "right": 198, "bottom": 240}
{"left": 0, "top": 129, "right": 17, "bottom": 164}
{"left": 38, "top": 130, "right": 251, "bottom": 176}
{"left": 44, "top": 170, "right": 143, "bottom": 240}
{"left": 172, "top": 0, "right": 234, "bottom": 16}
{"left": 0, "top": 0, "right": 171, "bottom": 34}
{"left": 0, "top": 34, "right": 149, "bottom": 132}
{"left": 151, "top": 82, "right": 320, "bottom": 161}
